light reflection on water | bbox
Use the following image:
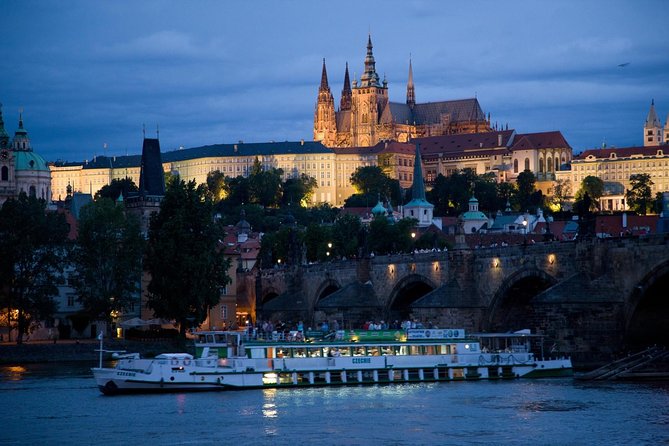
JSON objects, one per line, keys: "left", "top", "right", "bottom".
{"left": 1, "top": 362, "right": 668, "bottom": 445}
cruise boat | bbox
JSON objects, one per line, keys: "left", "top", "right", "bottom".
{"left": 92, "top": 328, "right": 572, "bottom": 395}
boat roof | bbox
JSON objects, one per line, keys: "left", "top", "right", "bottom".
{"left": 155, "top": 353, "right": 194, "bottom": 359}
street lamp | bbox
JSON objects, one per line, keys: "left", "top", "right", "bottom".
{"left": 522, "top": 219, "right": 528, "bottom": 245}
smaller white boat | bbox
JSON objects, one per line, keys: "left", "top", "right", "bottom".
{"left": 92, "top": 328, "right": 572, "bottom": 395}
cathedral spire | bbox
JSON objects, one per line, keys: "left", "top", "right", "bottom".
{"left": 406, "top": 56, "right": 415, "bottom": 107}
{"left": 319, "top": 58, "right": 330, "bottom": 92}
{"left": 360, "top": 34, "right": 380, "bottom": 88}
{"left": 340, "top": 62, "right": 352, "bottom": 111}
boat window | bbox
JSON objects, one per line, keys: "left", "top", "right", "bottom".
{"left": 214, "top": 334, "right": 226, "bottom": 343}
{"left": 338, "top": 347, "right": 351, "bottom": 356}
{"left": 424, "top": 345, "right": 436, "bottom": 355}
{"left": 353, "top": 347, "right": 367, "bottom": 356}
{"left": 439, "top": 345, "right": 449, "bottom": 354}
{"left": 410, "top": 345, "right": 421, "bottom": 355}
{"left": 395, "top": 346, "right": 407, "bottom": 356}
{"left": 206, "top": 334, "right": 215, "bottom": 343}
{"left": 381, "top": 346, "right": 394, "bottom": 355}
{"left": 276, "top": 348, "right": 288, "bottom": 358}
{"left": 368, "top": 347, "right": 380, "bottom": 356}
{"left": 307, "top": 347, "right": 322, "bottom": 357}
{"left": 293, "top": 348, "right": 306, "bottom": 358}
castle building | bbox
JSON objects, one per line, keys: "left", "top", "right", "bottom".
{"left": 314, "top": 35, "right": 491, "bottom": 148}
{"left": 562, "top": 145, "right": 669, "bottom": 211}
{"left": 0, "top": 106, "right": 51, "bottom": 205}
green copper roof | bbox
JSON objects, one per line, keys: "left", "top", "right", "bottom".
{"left": 15, "top": 150, "right": 49, "bottom": 171}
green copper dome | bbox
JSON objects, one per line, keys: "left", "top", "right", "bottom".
{"left": 14, "top": 150, "right": 49, "bottom": 172}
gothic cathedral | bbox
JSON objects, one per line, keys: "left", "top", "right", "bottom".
{"left": 314, "top": 35, "right": 492, "bottom": 148}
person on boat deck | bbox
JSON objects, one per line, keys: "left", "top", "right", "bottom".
{"left": 297, "top": 321, "right": 304, "bottom": 333}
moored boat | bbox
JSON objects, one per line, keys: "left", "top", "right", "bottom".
{"left": 92, "top": 328, "right": 572, "bottom": 395}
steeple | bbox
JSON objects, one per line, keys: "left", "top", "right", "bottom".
{"left": 411, "top": 143, "right": 426, "bottom": 201}
{"left": 319, "top": 58, "right": 330, "bottom": 92}
{"left": 12, "top": 109, "right": 30, "bottom": 151}
{"left": 644, "top": 99, "right": 662, "bottom": 147}
{"left": 340, "top": 62, "right": 352, "bottom": 111}
{"left": 406, "top": 57, "right": 415, "bottom": 108}
{"left": 359, "top": 34, "right": 380, "bottom": 88}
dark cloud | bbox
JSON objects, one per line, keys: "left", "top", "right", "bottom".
{"left": 1, "top": 0, "right": 668, "bottom": 162}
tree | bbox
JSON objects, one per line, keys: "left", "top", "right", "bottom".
{"left": 144, "top": 179, "right": 231, "bottom": 336}
{"left": 282, "top": 174, "right": 317, "bottom": 206}
{"left": 222, "top": 176, "right": 250, "bottom": 207}
{"left": 549, "top": 178, "right": 572, "bottom": 212}
{"left": 69, "top": 198, "right": 144, "bottom": 326}
{"left": 94, "top": 178, "right": 138, "bottom": 201}
{"left": 0, "top": 193, "right": 69, "bottom": 343}
{"left": 206, "top": 170, "right": 227, "bottom": 202}
{"left": 515, "top": 170, "right": 544, "bottom": 212}
{"left": 249, "top": 158, "right": 283, "bottom": 207}
{"left": 350, "top": 166, "right": 393, "bottom": 198}
{"left": 626, "top": 173, "right": 654, "bottom": 215}
{"left": 575, "top": 176, "right": 604, "bottom": 211}
{"left": 331, "top": 213, "right": 362, "bottom": 259}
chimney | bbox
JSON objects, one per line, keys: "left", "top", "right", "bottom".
{"left": 300, "top": 139, "right": 304, "bottom": 146}
{"left": 234, "top": 144, "right": 238, "bottom": 153}
{"left": 622, "top": 212, "right": 627, "bottom": 228}
{"left": 498, "top": 134, "right": 502, "bottom": 147}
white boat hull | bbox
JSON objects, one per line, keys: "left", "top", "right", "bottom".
{"left": 92, "top": 353, "right": 573, "bottom": 395}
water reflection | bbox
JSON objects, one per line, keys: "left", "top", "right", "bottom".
{"left": 1, "top": 365, "right": 28, "bottom": 381}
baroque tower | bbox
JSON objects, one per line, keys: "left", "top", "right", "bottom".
{"left": 644, "top": 99, "right": 662, "bottom": 147}
{"left": 313, "top": 59, "right": 337, "bottom": 147}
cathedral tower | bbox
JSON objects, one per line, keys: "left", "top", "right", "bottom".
{"left": 313, "top": 59, "right": 337, "bottom": 146}
{"left": 644, "top": 99, "right": 662, "bottom": 147}
{"left": 351, "top": 34, "right": 388, "bottom": 147}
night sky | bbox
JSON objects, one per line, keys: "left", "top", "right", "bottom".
{"left": 1, "top": 0, "right": 668, "bottom": 162}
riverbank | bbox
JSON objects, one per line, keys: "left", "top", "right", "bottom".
{"left": 0, "top": 338, "right": 193, "bottom": 364}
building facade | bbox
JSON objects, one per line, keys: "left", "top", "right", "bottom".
{"left": 314, "top": 35, "right": 492, "bottom": 148}
{"left": 565, "top": 145, "right": 669, "bottom": 211}
{"left": 643, "top": 100, "right": 669, "bottom": 146}
{"left": 0, "top": 107, "right": 51, "bottom": 205}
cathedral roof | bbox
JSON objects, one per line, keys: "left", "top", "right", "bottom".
{"left": 388, "top": 98, "right": 486, "bottom": 126}
{"left": 510, "top": 131, "right": 571, "bottom": 151}
{"left": 335, "top": 109, "right": 352, "bottom": 132}
{"left": 14, "top": 150, "right": 49, "bottom": 172}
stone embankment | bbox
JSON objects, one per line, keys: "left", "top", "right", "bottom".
{"left": 0, "top": 339, "right": 192, "bottom": 364}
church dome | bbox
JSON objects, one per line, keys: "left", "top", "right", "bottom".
{"left": 14, "top": 150, "right": 49, "bottom": 172}
{"left": 371, "top": 200, "right": 387, "bottom": 216}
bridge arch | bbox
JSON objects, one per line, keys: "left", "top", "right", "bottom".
{"left": 625, "top": 259, "right": 669, "bottom": 348}
{"left": 487, "top": 267, "right": 557, "bottom": 332}
{"left": 260, "top": 288, "right": 281, "bottom": 306}
{"left": 314, "top": 279, "right": 341, "bottom": 304}
{"left": 387, "top": 274, "right": 437, "bottom": 322}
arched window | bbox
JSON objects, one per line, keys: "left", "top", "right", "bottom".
{"left": 539, "top": 158, "right": 544, "bottom": 173}
{"left": 547, "top": 156, "right": 552, "bottom": 172}
{"left": 555, "top": 157, "right": 560, "bottom": 171}
{"left": 513, "top": 159, "right": 519, "bottom": 173}
{"left": 524, "top": 158, "right": 530, "bottom": 171}
{"left": 29, "top": 185, "right": 36, "bottom": 197}
{"left": 1, "top": 166, "right": 7, "bottom": 181}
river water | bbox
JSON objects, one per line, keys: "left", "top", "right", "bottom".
{"left": 1, "top": 362, "right": 668, "bottom": 446}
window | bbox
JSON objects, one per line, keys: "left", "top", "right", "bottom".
{"left": 1, "top": 166, "right": 7, "bottom": 181}
{"left": 220, "top": 305, "right": 228, "bottom": 320}
{"left": 524, "top": 158, "right": 530, "bottom": 171}
{"left": 513, "top": 159, "right": 518, "bottom": 173}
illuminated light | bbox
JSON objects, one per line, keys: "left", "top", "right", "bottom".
{"left": 262, "top": 372, "right": 278, "bottom": 385}
{"left": 493, "top": 259, "right": 499, "bottom": 268}
{"left": 411, "top": 232, "right": 416, "bottom": 238}
{"left": 277, "top": 259, "right": 281, "bottom": 265}
{"left": 465, "top": 344, "right": 470, "bottom": 350}
{"left": 327, "top": 242, "right": 332, "bottom": 249}
{"left": 548, "top": 254, "right": 556, "bottom": 264}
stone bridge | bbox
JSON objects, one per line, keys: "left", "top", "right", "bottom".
{"left": 251, "top": 235, "right": 669, "bottom": 366}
